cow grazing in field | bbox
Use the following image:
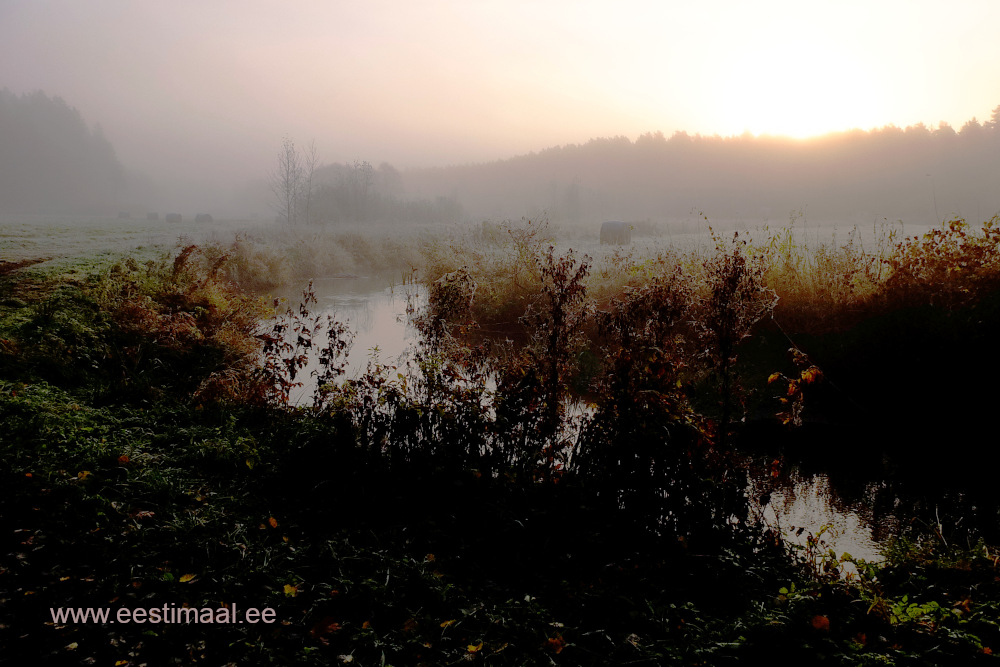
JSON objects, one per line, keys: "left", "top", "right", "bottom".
{"left": 165, "top": 213, "right": 182, "bottom": 223}
{"left": 600, "top": 221, "right": 631, "bottom": 245}
{"left": 195, "top": 213, "right": 213, "bottom": 223}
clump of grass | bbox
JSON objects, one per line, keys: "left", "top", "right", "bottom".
{"left": 587, "top": 245, "right": 694, "bottom": 309}
{"left": 2, "top": 243, "right": 272, "bottom": 403}
{"left": 420, "top": 218, "right": 555, "bottom": 332}
{"left": 759, "top": 221, "right": 890, "bottom": 333}
{"left": 254, "top": 225, "right": 427, "bottom": 284}
{"left": 91, "top": 249, "right": 267, "bottom": 401}
{"left": 192, "top": 227, "right": 428, "bottom": 288}
{"left": 195, "top": 232, "right": 291, "bottom": 293}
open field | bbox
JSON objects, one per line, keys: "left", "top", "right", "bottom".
{"left": 0, "top": 214, "right": 262, "bottom": 273}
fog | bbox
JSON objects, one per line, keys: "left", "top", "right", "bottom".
{"left": 3, "top": 1, "right": 1000, "bottom": 222}
{"left": 405, "top": 122, "right": 1000, "bottom": 227}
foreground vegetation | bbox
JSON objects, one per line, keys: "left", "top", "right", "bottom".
{"left": 2, "top": 218, "right": 1000, "bottom": 665}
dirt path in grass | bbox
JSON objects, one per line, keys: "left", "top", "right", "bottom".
{"left": 0, "top": 258, "right": 50, "bottom": 276}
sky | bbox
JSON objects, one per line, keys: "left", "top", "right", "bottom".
{"left": 2, "top": 0, "right": 999, "bottom": 202}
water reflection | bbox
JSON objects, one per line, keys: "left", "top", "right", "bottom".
{"left": 269, "top": 275, "right": 424, "bottom": 406}
{"left": 749, "top": 467, "right": 893, "bottom": 565}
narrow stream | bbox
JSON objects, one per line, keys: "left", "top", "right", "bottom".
{"left": 270, "top": 275, "right": 424, "bottom": 406}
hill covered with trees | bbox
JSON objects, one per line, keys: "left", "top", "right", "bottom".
{"left": 403, "top": 108, "right": 1000, "bottom": 226}
{"left": 0, "top": 89, "right": 127, "bottom": 214}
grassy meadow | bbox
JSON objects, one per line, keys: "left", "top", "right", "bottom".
{"left": 2, "top": 214, "right": 1000, "bottom": 665}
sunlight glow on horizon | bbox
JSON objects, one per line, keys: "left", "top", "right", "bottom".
{"left": 2, "top": 0, "right": 999, "bottom": 181}
{"left": 709, "top": 36, "right": 893, "bottom": 139}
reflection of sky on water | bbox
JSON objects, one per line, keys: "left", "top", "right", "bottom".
{"left": 749, "top": 469, "right": 896, "bottom": 571}
{"left": 271, "top": 277, "right": 424, "bottom": 406}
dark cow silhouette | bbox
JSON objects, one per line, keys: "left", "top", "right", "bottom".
{"left": 600, "top": 221, "right": 631, "bottom": 245}
{"left": 195, "top": 213, "right": 213, "bottom": 223}
{"left": 165, "top": 213, "right": 182, "bottom": 223}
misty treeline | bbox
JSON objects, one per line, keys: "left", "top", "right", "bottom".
{"left": 269, "top": 136, "right": 463, "bottom": 225}
{"left": 0, "top": 89, "right": 127, "bottom": 214}
{"left": 405, "top": 108, "right": 1000, "bottom": 226}
{"left": 7, "top": 84, "right": 1000, "bottom": 228}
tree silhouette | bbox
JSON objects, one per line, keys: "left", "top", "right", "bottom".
{"left": 0, "top": 89, "right": 126, "bottom": 213}
{"left": 269, "top": 136, "right": 303, "bottom": 225}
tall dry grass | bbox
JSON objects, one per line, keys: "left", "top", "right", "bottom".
{"left": 178, "top": 225, "right": 431, "bottom": 295}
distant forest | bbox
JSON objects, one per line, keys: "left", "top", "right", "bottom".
{"left": 3, "top": 86, "right": 1000, "bottom": 226}
{"left": 0, "top": 89, "right": 127, "bottom": 214}
{"left": 403, "top": 108, "right": 1000, "bottom": 227}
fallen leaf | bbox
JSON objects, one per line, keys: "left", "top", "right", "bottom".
{"left": 283, "top": 584, "right": 298, "bottom": 597}
{"left": 179, "top": 574, "right": 196, "bottom": 583}
{"left": 309, "top": 616, "right": 341, "bottom": 639}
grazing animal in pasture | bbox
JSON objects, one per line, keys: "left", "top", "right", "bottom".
{"left": 165, "top": 213, "right": 183, "bottom": 223}
{"left": 195, "top": 213, "right": 213, "bottom": 223}
{"left": 600, "top": 221, "right": 631, "bottom": 245}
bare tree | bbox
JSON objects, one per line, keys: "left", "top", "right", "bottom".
{"left": 270, "top": 136, "right": 302, "bottom": 225}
